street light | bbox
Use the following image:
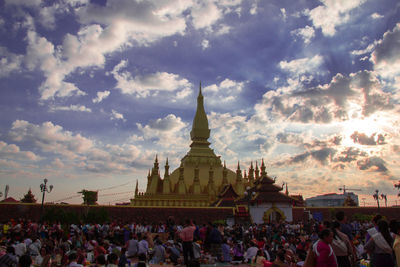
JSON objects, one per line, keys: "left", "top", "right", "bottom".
{"left": 40, "top": 178, "right": 53, "bottom": 221}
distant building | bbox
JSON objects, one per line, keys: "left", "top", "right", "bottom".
{"left": 305, "top": 192, "right": 359, "bottom": 207}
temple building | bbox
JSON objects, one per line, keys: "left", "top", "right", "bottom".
{"left": 131, "top": 84, "right": 294, "bottom": 219}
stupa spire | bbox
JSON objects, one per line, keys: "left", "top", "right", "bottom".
{"left": 135, "top": 180, "right": 139, "bottom": 197}
{"left": 190, "top": 82, "right": 210, "bottom": 144}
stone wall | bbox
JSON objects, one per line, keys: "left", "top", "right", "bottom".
{"left": 1, "top": 203, "right": 399, "bottom": 224}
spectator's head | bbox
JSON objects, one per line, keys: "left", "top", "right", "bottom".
{"left": 335, "top": 211, "right": 345, "bottom": 222}
{"left": 96, "top": 254, "right": 107, "bottom": 266}
{"left": 6, "top": 246, "right": 15, "bottom": 255}
{"left": 18, "top": 254, "right": 32, "bottom": 267}
{"left": 137, "top": 253, "right": 147, "bottom": 262}
{"left": 372, "top": 214, "right": 382, "bottom": 225}
{"left": 332, "top": 221, "right": 341, "bottom": 229}
{"left": 108, "top": 253, "right": 118, "bottom": 265}
{"left": 68, "top": 252, "right": 78, "bottom": 262}
{"left": 319, "top": 229, "right": 333, "bottom": 244}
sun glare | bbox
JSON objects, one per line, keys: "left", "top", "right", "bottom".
{"left": 340, "top": 115, "right": 385, "bottom": 148}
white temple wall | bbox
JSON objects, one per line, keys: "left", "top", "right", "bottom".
{"left": 249, "top": 202, "right": 293, "bottom": 223}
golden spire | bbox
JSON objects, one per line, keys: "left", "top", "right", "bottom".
{"left": 190, "top": 82, "right": 210, "bottom": 144}
{"left": 135, "top": 180, "right": 139, "bottom": 197}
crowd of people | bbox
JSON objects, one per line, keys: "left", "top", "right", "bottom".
{"left": 0, "top": 212, "right": 399, "bottom": 267}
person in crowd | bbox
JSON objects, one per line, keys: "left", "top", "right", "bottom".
{"left": 134, "top": 254, "right": 148, "bottom": 267}
{"left": 335, "top": 212, "right": 353, "bottom": 241}
{"left": 391, "top": 221, "right": 400, "bottom": 267}
{"left": 18, "top": 255, "right": 31, "bottom": 267}
{"left": 150, "top": 239, "right": 165, "bottom": 264}
{"left": 67, "top": 252, "right": 83, "bottom": 267}
{"left": 314, "top": 228, "right": 337, "bottom": 267}
{"left": 221, "top": 238, "right": 231, "bottom": 263}
{"left": 331, "top": 221, "right": 353, "bottom": 267}
{"left": 244, "top": 241, "right": 258, "bottom": 263}
{"left": 365, "top": 220, "right": 394, "bottom": 267}
{"left": 252, "top": 248, "right": 266, "bottom": 267}
{"left": 273, "top": 250, "right": 289, "bottom": 267}
{"left": 95, "top": 254, "right": 107, "bottom": 267}
{"left": 126, "top": 232, "right": 139, "bottom": 259}
{"left": 137, "top": 234, "right": 149, "bottom": 257}
{"left": 179, "top": 220, "right": 196, "bottom": 266}
{"left": 107, "top": 253, "right": 118, "bottom": 267}
{"left": 0, "top": 246, "right": 18, "bottom": 267}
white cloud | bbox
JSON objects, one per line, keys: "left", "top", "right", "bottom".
{"left": 201, "top": 39, "right": 210, "bottom": 50}
{"left": 279, "top": 55, "right": 324, "bottom": 78}
{"left": 9, "top": 120, "right": 94, "bottom": 159}
{"left": 191, "top": 1, "right": 222, "bottom": 30}
{"left": 137, "top": 114, "right": 188, "bottom": 147}
{"left": 50, "top": 105, "right": 92, "bottom": 112}
{"left": 291, "top": 25, "right": 315, "bottom": 44}
{"left": 0, "top": 141, "right": 40, "bottom": 161}
{"left": 216, "top": 24, "right": 231, "bottom": 35}
{"left": 371, "top": 12, "right": 383, "bottom": 19}
{"left": 93, "top": 90, "right": 110, "bottom": 103}
{"left": 111, "top": 110, "right": 126, "bottom": 121}
{"left": 305, "top": 0, "right": 366, "bottom": 36}
{"left": 351, "top": 42, "right": 376, "bottom": 56}
{"left": 203, "top": 78, "right": 245, "bottom": 105}
{"left": 280, "top": 8, "right": 287, "bottom": 21}
{"left": 6, "top": 120, "right": 148, "bottom": 174}
{"left": 250, "top": 2, "right": 258, "bottom": 15}
{"left": 0, "top": 46, "right": 24, "bottom": 77}
{"left": 112, "top": 60, "right": 191, "bottom": 97}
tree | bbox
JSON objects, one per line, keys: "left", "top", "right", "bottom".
{"left": 21, "top": 188, "right": 37, "bottom": 203}
{"left": 343, "top": 195, "right": 357, "bottom": 206}
{"left": 78, "top": 190, "right": 98, "bottom": 205}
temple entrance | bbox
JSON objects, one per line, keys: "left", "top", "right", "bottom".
{"left": 263, "top": 206, "right": 286, "bottom": 223}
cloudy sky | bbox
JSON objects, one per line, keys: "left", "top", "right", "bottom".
{"left": 1, "top": 0, "right": 400, "bottom": 205}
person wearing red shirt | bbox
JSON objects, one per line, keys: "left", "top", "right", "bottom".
{"left": 179, "top": 219, "right": 196, "bottom": 266}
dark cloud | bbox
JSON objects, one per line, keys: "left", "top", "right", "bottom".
{"left": 289, "top": 147, "right": 336, "bottom": 165}
{"left": 372, "top": 23, "right": 400, "bottom": 65}
{"left": 357, "top": 156, "right": 388, "bottom": 173}
{"left": 351, "top": 131, "right": 386, "bottom": 145}
{"left": 335, "top": 147, "right": 367, "bottom": 163}
{"left": 276, "top": 132, "right": 303, "bottom": 144}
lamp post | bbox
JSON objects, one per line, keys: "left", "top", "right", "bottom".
{"left": 40, "top": 178, "right": 53, "bottom": 221}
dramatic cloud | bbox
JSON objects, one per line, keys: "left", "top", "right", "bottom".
{"left": 372, "top": 23, "right": 400, "bottom": 79}
{"left": 112, "top": 60, "right": 191, "bottom": 97}
{"left": 350, "top": 131, "right": 385, "bottom": 146}
{"left": 255, "top": 70, "right": 393, "bottom": 124}
{"left": 357, "top": 156, "right": 388, "bottom": 173}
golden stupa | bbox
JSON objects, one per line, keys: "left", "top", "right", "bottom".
{"left": 131, "top": 84, "right": 260, "bottom": 207}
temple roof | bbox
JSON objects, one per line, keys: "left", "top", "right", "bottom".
{"left": 237, "top": 173, "right": 294, "bottom": 204}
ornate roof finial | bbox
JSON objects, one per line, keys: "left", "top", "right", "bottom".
{"left": 135, "top": 180, "right": 139, "bottom": 197}
{"left": 237, "top": 161, "right": 241, "bottom": 170}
